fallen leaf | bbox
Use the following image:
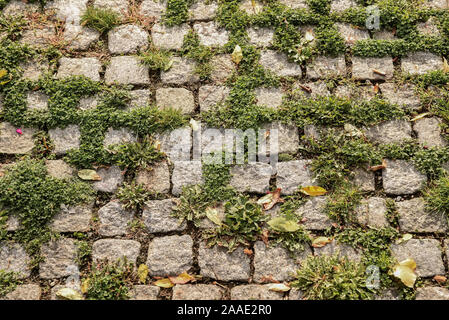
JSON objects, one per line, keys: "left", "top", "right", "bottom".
{"left": 300, "top": 186, "right": 327, "bottom": 197}
{"left": 402, "top": 233, "right": 413, "bottom": 241}
{"left": 312, "top": 236, "right": 332, "bottom": 248}
{"left": 205, "top": 207, "right": 222, "bottom": 226}
{"left": 243, "top": 248, "right": 253, "bottom": 256}
{"left": 137, "top": 264, "right": 149, "bottom": 284}
{"left": 189, "top": 118, "right": 200, "bottom": 131}
{"left": 77, "top": 169, "right": 101, "bottom": 181}
{"left": 434, "top": 275, "right": 447, "bottom": 284}
{"left": 56, "top": 288, "right": 84, "bottom": 300}
{"left": 297, "top": 83, "right": 312, "bottom": 93}
{"left": 81, "top": 279, "right": 89, "bottom": 294}
{"left": 372, "top": 69, "right": 386, "bottom": 76}
{"left": 373, "top": 83, "right": 379, "bottom": 93}
{"left": 267, "top": 283, "right": 290, "bottom": 292}
{"left": 154, "top": 140, "right": 161, "bottom": 151}
{"left": 0, "top": 69, "right": 7, "bottom": 78}
{"left": 231, "top": 45, "right": 243, "bottom": 65}
{"left": 267, "top": 217, "right": 300, "bottom": 232}
{"left": 154, "top": 278, "right": 174, "bottom": 288}
{"left": 169, "top": 272, "right": 195, "bottom": 285}
{"left": 257, "top": 193, "right": 272, "bottom": 205}
{"left": 443, "top": 57, "right": 449, "bottom": 73}
{"left": 261, "top": 229, "right": 269, "bottom": 245}
{"left": 262, "top": 188, "right": 284, "bottom": 210}
{"left": 393, "top": 258, "right": 417, "bottom": 288}
{"left": 411, "top": 113, "right": 430, "bottom": 122}
{"left": 369, "top": 159, "right": 387, "bottom": 171}
{"left": 304, "top": 29, "right": 315, "bottom": 42}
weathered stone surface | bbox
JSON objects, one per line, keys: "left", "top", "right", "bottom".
{"left": 93, "top": 166, "right": 124, "bottom": 193}
{"left": 47, "top": 159, "right": 74, "bottom": 178}
{"left": 307, "top": 56, "right": 346, "bottom": 79}
{"left": 45, "top": 0, "right": 88, "bottom": 20}
{"left": 140, "top": 0, "right": 166, "bottom": 21}
{"left": 49, "top": 124, "right": 81, "bottom": 155}
{"left": 64, "top": 25, "right": 100, "bottom": 50}
{"left": 391, "top": 239, "right": 444, "bottom": 277}
{"left": 295, "top": 196, "right": 332, "bottom": 230}
{"left": 352, "top": 57, "right": 394, "bottom": 80}
{"left": 108, "top": 24, "right": 149, "bottom": 54}
{"left": 161, "top": 57, "right": 199, "bottom": 84}
{"left": 294, "top": 81, "right": 330, "bottom": 98}
{"left": 253, "top": 241, "right": 312, "bottom": 283}
{"left": 210, "top": 54, "right": 235, "bottom": 83}
{"left": 314, "top": 240, "right": 362, "bottom": 262}
{"left": 380, "top": 83, "right": 420, "bottom": 111}
{"left": 416, "top": 287, "right": 449, "bottom": 300}
{"left": 199, "top": 243, "right": 251, "bottom": 281}
{"left": 21, "top": 59, "right": 49, "bottom": 81}
{"left": 156, "top": 87, "right": 195, "bottom": 114}
{"left": 92, "top": 239, "right": 141, "bottom": 265}
{"left": 260, "top": 50, "right": 302, "bottom": 77}
{"left": 0, "top": 242, "right": 31, "bottom": 279}
{"left": 239, "top": 0, "right": 263, "bottom": 15}
{"left": 248, "top": 27, "right": 274, "bottom": 47}
{"left": 78, "top": 96, "right": 98, "bottom": 110}
{"left": 154, "top": 127, "right": 192, "bottom": 161}
{"left": 375, "top": 289, "right": 400, "bottom": 300}
{"left": 193, "top": 21, "right": 228, "bottom": 47}
{"left": 1, "top": 284, "right": 41, "bottom": 300}
{"left": 129, "top": 89, "right": 151, "bottom": 109}
{"left": 130, "top": 285, "right": 160, "bottom": 300}
{"left": 382, "top": 160, "right": 427, "bottom": 195}
{"left": 230, "top": 163, "right": 272, "bottom": 194}
{"left": 151, "top": 23, "right": 189, "bottom": 50}
{"left": 335, "top": 84, "right": 376, "bottom": 101}
{"left": 336, "top": 23, "right": 369, "bottom": 44}
{"left": 136, "top": 161, "right": 170, "bottom": 194}
{"left": 143, "top": 199, "right": 186, "bottom": 233}
{"left": 57, "top": 57, "right": 101, "bottom": 81}
{"left": 40, "top": 238, "right": 78, "bottom": 279}
{"left": 20, "top": 26, "right": 55, "bottom": 49}
{"left": 352, "top": 167, "right": 375, "bottom": 192}
{"left": 231, "top": 285, "right": 284, "bottom": 300}
{"left": 27, "top": 92, "right": 48, "bottom": 111}
{"left": 372, "top": 30, "right": 396, "bottom": 40}
{"left": 397, "top": 198, "right": 448, "bottom": 233}
{"left": 330, "top": 0, "right": 356, "bottom": 12}
{"left": 356, "top": 197, "right": 389, "bottom": 228}
{"left": 414, "top": 117, "right": 447, "bottom": 147}
{"left": 424, "top": 0, "right": 449, "bottom": 9}
{"left": 261, "top": 121, "right": 300, "bottom": 155}
{"left": 147, "top": 235, "right": 193, "bottom": 276}
{"left": 402, "top": 52, "right": 443, "bottom": 75}
{"left": 51, "top": 203, "right": 93, "bottom": 232}
{"left": 364, "top": 120, "right": 412, "bottom": 144}
{"left": 98, "top": 201, "right": 134, "bottom": 236}
{"left": 198, "top": 85, "right": 229, "bottom": 112}
{"left": 93, "top": 0, "right": 127, "bottom": 15}
{"left": 276, "top": 160, "right": 315, "bottom": 195}
{"left": 3, "top": 0, "right": 39, "bottom": 16}
{"left": 417, "top": 17, "right": 440, "bottom": 36}
{"left": 279, "top": 0, "right": 307, "bottom": 9}
{"left": 103, "top": 127, "right": 137, "bottom": 147}
{"left": 173, "top": 284, "right": 224, "bottom": 300}
{"left": 5, "top": 215, "right": 20, "bottom": 232}
{"left": 0, "top": 122, "right": 36, "bottom": 154}
{"left": 105, "top": 56, "right": 150, "bottom": 85}
{"left": 255, "top": 87, "right": 284, "bottom": 109}
{"left": 171, "top": 161, "right": 203, "bottom": 196}
{"left": 289, "top": 288, "right": 304, "bottom": 300}
{"left": 189, "top": 0, "right": 218, "bottom": 20}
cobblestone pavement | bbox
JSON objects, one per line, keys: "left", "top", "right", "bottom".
{"left": 1, "top": 0, "right": 449, "bottom": 300}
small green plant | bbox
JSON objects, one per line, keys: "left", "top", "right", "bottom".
{"left": 292, "top": 254, "right": 374, "bottom": 300}
{"left": 181, "top": 30, "right": 213, "bottom": 80}
{"left": 0, "top": 270, "right": 22, "bottom": 297}
{"left": 117, "top": 182, "right": 149, "bottom": 210}
{"left": 424, "top": 174, "right": 449, "bottom": 217}
{"left": 140, "top": 48, "right": 173, "bottom": 71}
{"left": 324, "top": 184, "right": 362, "bottom": 224}
{"left": 81, "top": 7, "right": 121, "bottom": 33}
{"left": 163, "top": 0, "right": 193, "bottom": 26}
{"left": 76, "top": 240, "right": 92, "bottom": 269}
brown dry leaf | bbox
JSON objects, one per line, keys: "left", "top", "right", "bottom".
{"left": 243, "top": 248, "right": 253, "bottom": 256}
{"left": 262, "top": 188, "right": 284, "bottom": 210}
{"left": 369, "top": 159, "right": 387, "bottom": 172}
{"left": 434, "top": 275, "right": 447, "bottom": 284}
{"left": 312, "top": 236, "right": 332, "bottom": 248}
{"left": 393, "top": 258, "right": 417, "bottom": 288}
{"left": 300, "top": 186, "right": 327, "bottom": 196}
{"left": 168, "top": 271, "right": 195, "bottom": 285}
{"left": 372, "top": 69, "right": 386, "bottom": 76}
{"left": 154, "top": 278, "right": 174, "bottom": 288}
{"left": 260, "top": 275, "right": 279, "bottom": 283}
{"left": 261, "top": 229, "right": 269, "bottom": 245}
{"left": 373, "top": 83, "right": 379, "bottom": 93}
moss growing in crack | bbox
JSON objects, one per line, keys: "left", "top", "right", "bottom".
{"left": 76, "top": 240, "right": 92, "bottom": 269}
{"left": 163, "top": 0, "right": 193, "bottom": 26}
{"left": 181, "top": 30, "right": 213, "bottom": 80}
{"left": 424, "top": 174, "right": 449, "bottom": 218}
{"left": 80, "top": 6, "right": 121, "bottom": 34}
{"left": 324, "top": 183, "right": 363, "bottom": 224}
{"left": 0, "top": 270, "right": 22, "bottom": 297}
{"left": 140, "top": 47, "right": 173, "bottom": 71}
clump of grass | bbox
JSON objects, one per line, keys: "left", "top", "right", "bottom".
{"left": 0, "top": 270, "right": 22, "bottom": 297}
{"left": 324, "top": 183, "right": 363, "bottom": 224}
{"left": 140, "top": 48, "right": 173, "bottom": 71}
{"left": 116, "top": 182, "right": 149, "bottom": 210}
{"left": 424, "top": 175, "right": 449, "bottom": 217}
{"left": 81, "top": 7, "right": 121, "bottom": 34}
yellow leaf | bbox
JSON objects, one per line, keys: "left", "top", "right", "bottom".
{"left": 205, "top": 207, "right": 222, "bottom": 226}
{"left": 300, "top": 186, "right": 327, "bottom": 196}
{"left": 402, "top": 234, "right": 413, "bottom": 242}
{"left": 0, "top": 69, "right": 7, "bottom": 78}
{"left": 138, "top": 264, "right": 149, "bottom": 284}
{"left": 56, "top": 288, "right": 84, "bottom": 300}
{"left": 81, "top": 279, "right": 89, "bottom": 294}
{"left": 411, "top": 113, "right": 430, "bottom": 122}
{"left": 399, "top": 258, "right": 416, "bottom": 270}
{"left": 231, "top": 45, "right": 243, "bottom": 65}
{"left": 393, "top": 258, "right": 417, "bottom": 288}
{"left": 77, "top": 169, "right": 101, "bottom": 181}
{"left": 169, "top": 271, "right": 195, "bottom": 284}
{"left": 154, "top": 278, "right": 174, "bottom": 288}
{"left": 312, "top": 236, "right": 332, "bottom": 248}
{"left": 267, "top": 217, "right": 300, "bottom": 232}
{"left": 189, "top": 118, "right": 200, "bottom": 131}
{"left": 267, "top": 283, "right": 290, "bottom": 292}
{"left": 443, "top": 57, "right": 449, "bottom": 73}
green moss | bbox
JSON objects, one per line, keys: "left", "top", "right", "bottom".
{"left": 424, "top": 174, "right": 449, "bottom": 217}
{"left": 140, "top": 48, "right": 173, "bottom": 71}
{"left": 80, "top": 6, "right": 121, "bottom": 34}
{"left": 76, "top": 240, "right": 91, "bottom": 269}
{"left": 0, "top": 269, "right": 22, "bottom": 297}
{"left": 324, "top": 183, "right": 362, "bottom": 224}
{"left": 163, "top": 0, "right": 193, "bottom": 26}
{"left": 181, "top": 30, "right": 213, "bottom": 80}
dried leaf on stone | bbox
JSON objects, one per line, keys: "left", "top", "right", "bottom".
{"left": 373, "top": 83, "right": 379, "bottom": 93}
{"left": 262, "top": 188, "right": 284, "bottom": 210}
{"left": 81, "top": 279, "right": 89, "bottom": 294}
{"left": 205, "top": 207, "right": 222, "bottom": 226}
{"left": 267, "top": 283, "right": 290, "bottom": 292}
{"left": 231, "top": 45, "right": 243, "bottom": 65}
{"left": 300, "top": 186, "right": 327, "bottom": 196}
{"left": 434, "top": 275, "right": 447, "bottom": 284}
{"left": 393, "top": 258, "right": 417, "bottom": 288}
{"left": 304, "top": 29, "right": 315, "bottom": 42}
{"left": 261, "top": 229, "right": 269, "bottom": 245}
{"left": 257, "top": 193, "right": 272, "bottom": 205}
{"left": 396, "top": 233, "right": 413, "bottom": 244}
{"left": 189, "top": 118, "right": 200, "bottom": 131}
{"left": 56, "top": 288, "right": 84, "bottom": 300}
{"left": 138, "top": 264, "right": 149, "bottom": 284}
{"left": 154, "top": 278, "right": 174, "bottom": 288}
{"left": 443, "top": 57, "right": 449, "bottom": 73}
{"left": 243, "top": 248, "right": 253, "bottom": 256}
{"left": 368, "top": 159, "right": 387, "bottom": 171}
{"left": 411, "top": 113, "right": 430, "bottom": 122}
{"left": 267, "top": 216, "right": 300, "bottom": 232}
{"left": 77, "top": 169, "right": 101, "bottom": 181}
{"left": 169, "top": 271, "right": 195, "bottom": 285}
{"left": 372, "top": 69, "right": 386, "bottom": 76}
{"left": 311, "top": 236, "right": 332, "bottom": 248}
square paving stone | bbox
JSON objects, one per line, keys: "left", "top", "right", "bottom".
{"left": 142, "top": 199, "right": 186, "bottom": 233}
{"left": 45, "top": 159, "right": 72, "bottom": 178}
{"left": 198, "top": 243, "right": 251, "bottom": 281}
{"left": 0, "top": 122, "right": 36, "bottom": 154}
{"left": 50, "top": 203, "right": 93, "bottom": 232}
{"left": 397, "top": 198, "right": 448, "bottom": 233}
{"left": 64, "top": 25, "right": 100, "bottom": 51}
{"left": 364, "top": 120, "right": 412, "bottom": 145}
{"left": 379, "top": 83, "right": 421, "bottom": 111}
{"left": 279, "top": 0, "right": 308, "bottom": 9}
{"left": 39, "top": 238, "right": 78, "bottom": 279}
{"left": 239, "top": 0, "right": 263, "bottom": 14}
{"left": 27, "top": 91, "right": 49, "bottom": 111}
{"left": 307, "top": 56, "right": 346, "bottom": 79}
{"left": 147, "top": 235, "right": 193, "bottom": 277}
{"left": 295, "top": 196, "right": 332, "bottom": 230}
{"left": 128, "top": 89, "right": 151, "bottom": 109}
{"left": 171, "top": 161, "right": 203, "bottom": 196}
{"left": 210, "top": 54, "right": 235, "bottom": 83}
{"left": 260, "top": 121, "right": 300, "bottom": 156}
{"left": 253, "top": 241, "right": 312, "bottom": 283}
{"left": 129, "top": 285, "right": 160, "bottom": 300}
{"left": 0, "top": 242, "right": 31, "bottom": 279}
{"left": 413, "top": 117, "right": 447, "bottom": 147}
{"left": 416, "top": 287, "right": 449, "bottom": 300}
{"left": 402, "top": 52, "right": 443, "bottom": 75}
{"left": 20, "top": 26, "right": 55, "bottom": 49}
{"left": 151, "top": 23, "right": 190, "bottom": 50}
{"left": 260, "top": 50, "right": 302, "bottom": 77}
{"left": 355, "top": 197, "right": 389, "bottom": 228}
{"left": 351, "top": 167, "right": 375, "bottom": 192}
{"left": 293, "top": 81, "right": 330, "bottom": 98}
{"left": 49, "top": 124, "right": 81, "bottom": 155}
{"left": 198, "top": 85, "right": 229, "bottom": 112}
{"left": 45, "top": 0, "right": 88, "bottom": 21}
{"left": 0, "top": 284, "right": 41, "bottom": 300}
{"left": 156, "top": 87, "right": 195, "bottom": 114}
{"left": 154, "top": 127, "right": 192, "bottom": 161}
{"left": 98, "top": 201, "right": 134, "bottom": 236}
{"left": 331, "top": 0, "right": 356, "bottom": 12}
{"left": 140, "top": 0, "right": 166, "bottom": 21}
{"left": 424, "top": 0, "right": 448, "bottom": 8}
{"left": 390, "top": 239, "right": 444, "bottom": 277}
{"left": 21, "top": 59, "right": 49, "bottom": 81}
{"left": 230, "top": 163, "right": 272, "bottom": 194}
{"left": 92, "top": 165, "right": 124, "bottom": 193}
{"left": 193, "top": 21, "right": 229, "bottom": 47}
{"left": 417, "top": 17, "right": 440, "bottom": 36}
{"left": 108, "top": 24, "right": 149, "bottom": 54}
{"left": 276, "top": 160, "right": 316, "bottom": 195}
{"left": 336, "top": 23, "right": 370, "bottom": 44}
{"left": 230, "top": 285, "right": 284, "bottom": 300}
{"left": 3, "top": 0, "right": 39, "bottom": 16}
{"left": 105, "top": 56, "right": 150, "bottom": 85}
{"left": 136, "top": 161, "right": 171, "bottom": 194}
{"left": 56, "top": 57, "right": 101, "bottom": 81}
{"left": 92, "top": 239, "right": 141, "bottom": 265}
{"left": 247, "top": 27, "right": 274, "bottom": 47}
{"left": 255, "top": 87, "right": 284, "bottom": 109}
{"left": 382, "top": 160, "right": 427, "bottom": 195}
{"left": 161, "top": 57, "right": 200, "bottom": 84}
{"left": 314, "top": 240, "right": 362, "bottom": 262}
{"left": 189, "top": 0, "right": 218, "bottom": 20}
{"left": 93, "top": 0, "right": 127, "bottom": 15}
{"left": 352, "top": 57, "right": 394, "bottom": 80}
{"left": 103, "top": 127, "right": 137, "bottom": 147}
{"left": 172, "top": 284, "right": 225, "bottom": 300}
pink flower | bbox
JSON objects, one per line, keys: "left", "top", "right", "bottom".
{"left": 16, "top": 128, "right": 23, "bottom": 135}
